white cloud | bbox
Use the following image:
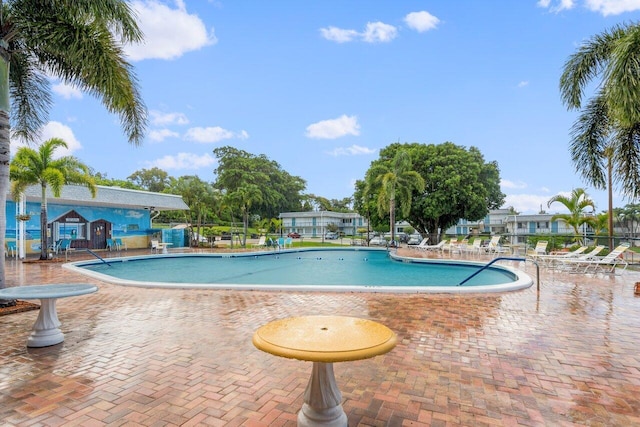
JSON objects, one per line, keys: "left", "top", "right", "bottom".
{"left": 319, "top": 26, "right": 359, "bottom": 43}
{"left": 404, "top": 11, "right": 440, "bottom": 33}
{"left": 184, "top": 126, "right": 249, "bottom": 143}
{"left": 52, "top": 82, "right": 83, "bottom": 99}
{"left": 149, "top": 128, "right": 180, "bottom": 142}
{"left": 326, "top": 145, "right": 377, "bottom": 156}
{"left": 147, "top": 152, "right": 216, "bottom": 170}
{"left": 320, "top": 22, "right": 397, "bottom": 43}
{"left": 501, "top": 179, "right": 528, "bottom": 189}
{"left": 584, "top": 0, "right": 640, "bottom": 15}
{"left": 502, "top": 193, "right": 552, "bottom": 214}
{"left": 306, "top": 115, "right": 360, "bottom": 139}
{"left": 150, "top": 110, "right": 189, "bottom": 126}
{"left": 11, "top": 121, "right": 82, "bottom": 159}
{"left": 517, "top": 81, "right": 529, "bottom": 88}
{"left": 537, "top": 0, "right": 576, "bottom": 12}
{"left": 362, "top": 22, "right": 398, "bottom": 43}
{"left": 126, "top": 0, "right": 217, "bottom": 61}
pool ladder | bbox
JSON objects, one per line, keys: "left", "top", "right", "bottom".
{"left": 458, "top": 257, "right": 540, "bottom": 291}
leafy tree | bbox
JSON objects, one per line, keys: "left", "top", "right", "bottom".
{"left": 226, "top": 184, "right": 262, "bottom": 246}
{"left": 213, "top": 146, "right": 306, "bottom": 230}
{"left": 547, "top": 188, "right": 596, "bottom": 244}
{"left": 10, "top": 138, "right": 96, "bottom": 260}
{"left": 0, "top": 1, "right": 146, "bottom": 294}
{"left": 613, "top": 203, "right": 640, "bottom": 239}
{"left": 560, "top": 22, "right": 640, "bottom": 249}
{"left": 368, "top": 142, "right": 504, "bottom": 243}
{"left": 127, "top": 167, "right": 170, "bottom": 193}
{"left": 364, "top": 150, "right": 425, "bottom": 245}
{"left": 92, "top": 171, "right": 141, "bottom": 190}
{"left": 168, "top": 176, "right": 219, "bottom": 246}
{"left": 587, "top": 212, "right": 609, "bottom": 246}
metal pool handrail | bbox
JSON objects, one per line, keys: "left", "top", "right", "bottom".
{"left": 458, "top": 257, "right": 539, "bottom": 291}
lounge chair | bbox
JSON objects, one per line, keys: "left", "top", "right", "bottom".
{"left": 151, "top": 239, "right": 160, "bottom": 253}
{"left": 284, "top": 237, "right": 293, "bottom": 248}
{"left": 422, "top": 240, "right": 446, "bottom": 251}
{"left": 106, "top": 238, "right": 115, "bottom": 251}
{"left": 408, "top": 237, "right": 429, "bottom": 250}
{"left": 555, "top": 245, "right": 606, "bottom": 271}
{"left": 462, "top": 239, "right": 483, "bottom": 255}
{"left": 483, "top": 236, "right": 509, "bottom": 255}
{"left": 5, "top": 241, "right": 16, "bottom": 257}
{"left": 563, "top": 243, "right": 630, "bottom": 273}
{"left": 277, "top": 237, "right": 285, "bottom": 249}
{"left": 526, "top": 241, "right": 548, "bottom": 259}
{"left": 252, "top": 236, "right": 267, "bottom": 249}
{"left": 115, "top": 238, "right": 127, "bottom": 251}
{"left": 534, "top": 246, "right": 588, "bottom": 267}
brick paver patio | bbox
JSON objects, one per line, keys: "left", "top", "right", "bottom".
{"left": 1, "top": 249, "right": 640, "bottom": 426}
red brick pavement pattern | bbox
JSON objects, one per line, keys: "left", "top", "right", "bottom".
{"left": 1, "top": 251, "right": 640, "bottom": 426}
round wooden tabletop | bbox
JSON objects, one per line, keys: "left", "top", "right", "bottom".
{"left": 253, "top": 315, "right": 397, "bottom": 363}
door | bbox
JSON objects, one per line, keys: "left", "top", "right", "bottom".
{"left": 91, "top": 220, "right": 109, "bottom": 249}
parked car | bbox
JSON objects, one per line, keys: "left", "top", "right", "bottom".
{"left": 369, "top": 235, "right": 387, "bottom": 246}
{"left": 407, "top": 234, "right": 422, "bottom": 245}
{"left": 287, "top": 232, "right": 301, "bottom": 238}
{"left": 325, "top": 232, "right": 338, "bottom": 240}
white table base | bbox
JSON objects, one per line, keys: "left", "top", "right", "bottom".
{"left": 27, "top": 298, "right": 64, "bottom": 347}
{"left": 298, "top": 362, "right": 347, "bottom": 427}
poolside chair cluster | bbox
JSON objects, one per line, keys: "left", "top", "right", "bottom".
{"left": 50, "top": 239, "right": 72, "bottom": 255}
{"left": 252, "top": 236, "right": 293, "bottom": 250}
{"left": 531, "top": 243, "right": 630, "bottom": 274}
{"left": 406, "top": 238, "right": 448, "bottom": 253}
{"left": 106, "top": 238, "right": 127, "bottom": 251}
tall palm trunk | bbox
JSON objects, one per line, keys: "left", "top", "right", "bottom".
{"left": 607, "top": 155, "right": 614, "bottom": 251}
{"left": 389, "top": 196, "right": 396, "bottom": 245}
{"left": 0, "top": 45, "right": 10, "bottom": 293}
{"left": 40, "top": 184, "right": 48, "bottom": 260}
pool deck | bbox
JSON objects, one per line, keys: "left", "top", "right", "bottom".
{"left": 1, "top": 247, "right": 640, "bottom": 426}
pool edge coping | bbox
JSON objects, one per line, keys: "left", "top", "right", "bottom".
{"left": 62, "top": 248, "right": 534, "bottom": 294}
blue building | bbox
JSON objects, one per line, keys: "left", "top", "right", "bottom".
{"left": 7, "top": 184, "right": 188, "bottom": 256}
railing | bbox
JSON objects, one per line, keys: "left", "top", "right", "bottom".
{"left": 81, "top": 249, "right": 112, "bottom": 266}
{"left": 458, "top": 257, "right": 540, "bottom": 291}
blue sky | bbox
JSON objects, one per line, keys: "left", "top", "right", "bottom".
{"left": 15, "top": 0, "right": 640, "bottom": 214}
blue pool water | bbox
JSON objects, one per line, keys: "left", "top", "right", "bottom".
{"left": 67, "top": 248, "right": 532, "bottom": 293}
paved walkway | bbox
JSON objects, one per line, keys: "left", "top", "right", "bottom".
{"left": 1, "top": 249, "right": 640, "bottom": 426}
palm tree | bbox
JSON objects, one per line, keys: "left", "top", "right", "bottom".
{"left": 560, "top": 22, "right": 640, "bottom": 250}
{"left": 365, "top": 150, "right": 425, "bottom": 245}
{"left": 587, "top": 212, "right": 610, "bottom": 246}
{"left": 226, "top": 184, "right": 263, "bottom": 247}
{"left": 10, "top": 138, "right": 96, "bottom": 260}
{"left": 547, "top": 188, "right": 596, "bottom": 245}
{"left": 0, "top": 1, "right": 146, "bottom": 294}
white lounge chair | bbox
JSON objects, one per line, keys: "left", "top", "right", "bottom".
{"left": 526, "top": 241, "right": 548, "bottom": 259}
{"left": 463, "top": 239, "right": 483, "bottom": 255}
{"left": 423, "top": 240, "right": 446, "bottom": 251}
{"left": 565, "top": 243, "right": 630, "bottom": 273}
{"left": 483, "top": 236, "right": 509, "bottom": 255}
{"left": 252, "top": 236, "right": 267, "bottom": 249}
{"left": 534, "top": 246, "right": 588, "bottom": 267}
{"left": 556, "top": 245, "right": 606, "bottom": 271}
{"left": 408, "top": 238, "right": 429, "bottom": 250}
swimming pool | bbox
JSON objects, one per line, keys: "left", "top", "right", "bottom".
{"left": 65, "top": 248, "right": 533, "bottom": 293}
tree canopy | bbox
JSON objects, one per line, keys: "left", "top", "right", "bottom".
{"left": 0, "top": 0, "right": 146, "bottom": 291}
{"left": 213, "top": 146, "right": 307, "bottom": 220}
{"left": 358, "top": 142, "right": 504, "bottom": 242}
